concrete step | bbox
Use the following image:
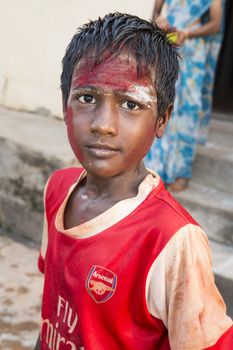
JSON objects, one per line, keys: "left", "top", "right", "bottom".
{"left": 193, "top": 141, "right": 233, "bottom": 194}
{"left": 174, "top": 182, "right": 233, "bottom": 246}
{"left": 193, "top": 118, "right": 233, "bottom": 194}
{"left": 208, "top": 118, "right": 233, "bottom": 149}
{"left": 0, "top": 107, "right": 75, "bottom": 242}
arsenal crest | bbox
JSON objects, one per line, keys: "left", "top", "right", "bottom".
{"left": 86, "top": 265, "right": 117, "bottom": 303}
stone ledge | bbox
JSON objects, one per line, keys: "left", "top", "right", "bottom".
{"left": 0, "top": 106, "right": 75, "bottom": 242}
{"left": 0, "top": 106, "right": 73, "bottom": 162}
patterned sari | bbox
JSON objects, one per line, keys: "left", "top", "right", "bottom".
{"left": 145, "top": 0, "right": 225, "bottom": 183}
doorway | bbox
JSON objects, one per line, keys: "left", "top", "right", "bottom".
{"left": 213, "top": 0, "right": 233, "bottom": 118}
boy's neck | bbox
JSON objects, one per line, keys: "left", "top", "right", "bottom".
{"left": 83, "top": 163, "right": 149, "bottom": 202}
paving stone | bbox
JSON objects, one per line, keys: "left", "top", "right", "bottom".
{"left": 0, "top": 233, "right": 43, "bottom": 350}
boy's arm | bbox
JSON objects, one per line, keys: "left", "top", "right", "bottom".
{"left": 146, "top": 224, "right": 233, "bottom": 350}
{"left": 34, "top": 335, "right": 40, "bottom": 350}
{"left": 38, "top": 179, "right": 50, "bottom": 273}
{"left": 35, "top": 179, "right": 50, "bottom": 348}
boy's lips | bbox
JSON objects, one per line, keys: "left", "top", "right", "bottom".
{"left": 86, "top": 142, "right": 120, "bottom": 157}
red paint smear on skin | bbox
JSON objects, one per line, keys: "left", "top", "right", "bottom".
{"left": 66, "top": 106, "right": 84, "bottom": 163}
{"left": 128, "top": 127, "right": 156, "bottom": 163}
{"left": 71, "top": 56, "right": 151, "bottom": 91}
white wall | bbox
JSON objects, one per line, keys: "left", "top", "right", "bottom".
{"left": 0, "top": 0, "right": 154, "bottom": 118}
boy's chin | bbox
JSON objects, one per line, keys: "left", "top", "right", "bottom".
{"left": 80, "top": 161, "right": 131, "bottom": 179}
{"left": 79, "top": 156, "right": 146, "bottom": 179}
{"left": 85, "top": 166, "right": 123, "bottom": 178}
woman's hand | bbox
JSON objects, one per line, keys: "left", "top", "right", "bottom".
{"left": 155, "top": 15, "right": 170, "bottom": 31}
{"left": 176, "top": 30, "right": 189, "bottom": 45}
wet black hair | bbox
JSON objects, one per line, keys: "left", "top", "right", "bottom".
{"left": 61, "top": 12, "right": 180, "bottom": 116}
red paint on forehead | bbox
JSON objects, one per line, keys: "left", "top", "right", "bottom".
{"left": 71, "top": 56, "right": 151, "bottom": 91}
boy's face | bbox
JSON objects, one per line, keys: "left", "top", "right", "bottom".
{"left": 64, "top": 53, "right": 169, "bottom": 178}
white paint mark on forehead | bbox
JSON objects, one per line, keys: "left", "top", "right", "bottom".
{"left": 127, "top": 85, "right": 157, "bottom": 105}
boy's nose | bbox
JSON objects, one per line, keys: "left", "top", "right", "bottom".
{"left": 90, "top": 100, "right": 118, "bottom": 135}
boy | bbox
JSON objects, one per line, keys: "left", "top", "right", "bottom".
{"left": 35, "top": 13, "right": 233, "bottom": 350}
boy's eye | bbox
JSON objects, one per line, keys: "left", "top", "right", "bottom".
{"left": 121, "top": 101, "right": 140, "bottom": 110}
{"left": 78, "top": 95, "right": 96, "bottom": 104}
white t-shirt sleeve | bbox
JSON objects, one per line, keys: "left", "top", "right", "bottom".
{"left": 146, "top": 224, "right": 232, "bottom": 350}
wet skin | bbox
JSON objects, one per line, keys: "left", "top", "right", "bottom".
{"left": 63, "top": 53, "right": 171, "bottom": 228}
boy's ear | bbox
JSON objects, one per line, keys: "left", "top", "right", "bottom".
{"left": 155, "top": 104, "right": 173, "bottom": 138}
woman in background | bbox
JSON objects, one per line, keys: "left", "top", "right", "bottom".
{"left": 145, "top": 0, "right": 224, "bottom": 191}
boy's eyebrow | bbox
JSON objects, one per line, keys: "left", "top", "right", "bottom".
{"left": 72, "top": 85, "right": 132, "bottom": 94}
{"left": 71, "top": 85, "right": 103, "bottom": 94}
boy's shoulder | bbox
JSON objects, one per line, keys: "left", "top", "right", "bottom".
{"left": 134, "top": 184, "right": 205, "bottom": 262}
{"left": 48, "top": 166, "right": 84, "bottom": 185}
{"left": 155, "top": 186, "right": 198, "bottom": 226}
{"left": 45, "top": 166, "right": 84, "bottom": 202}
{"left": 145, "top": 184, "right": 201, "bottom": 243}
